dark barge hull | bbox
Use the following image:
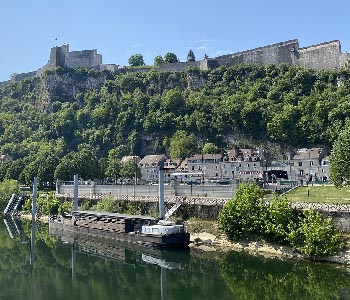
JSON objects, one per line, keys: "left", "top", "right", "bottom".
{"left": 49, "top": 217, "right": 190, "bottom": 248}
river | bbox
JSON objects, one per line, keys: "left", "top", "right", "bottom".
{"left": 0, "top": 216, "right": 350, "bottom": 300}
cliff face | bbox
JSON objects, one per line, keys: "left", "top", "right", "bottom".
{"left": 37, "top": 69, "right": 112, "bottom": 112}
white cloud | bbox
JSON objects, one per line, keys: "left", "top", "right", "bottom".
{"left": 194, "top": 39, "right": 215, "bottom": 44}
{"left": 196, "top": 45, "right": 209, "bottom": 51}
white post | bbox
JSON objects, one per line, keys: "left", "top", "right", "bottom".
{"left": 31, "top": 177, "right": 38, "bottom": 221}
{"left": 158, "top": 169, "right": 165, "bottom": 220}
{"left": 30, "top": 177, "right": 37, "bottom": 266}
{"left": 73, "top": 174, "right": 78, "bottom": 212}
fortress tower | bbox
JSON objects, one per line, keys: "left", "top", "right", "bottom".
{"left": 46, "top": 44, "right": 102, "bottom": 69}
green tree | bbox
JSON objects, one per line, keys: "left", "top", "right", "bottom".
{"left": 288, "top": 210, "right": 345, "bottom": 257}
{"left": 187, "top": 49, "right": 195, "bottom": 62}
{"left": 202, "top": 142, "right": 219, "bottom": 154}
{"left": 330, "top": 123, "right": 350, "bottom": 188}
{"left": 154, "top": 55, "right": 164, "bottom": 66}
{"left": 218, "top": 182, "right": 265, "bottom": 240}
{"left": 161, "top": 88, "right": 185, "bottom": 114}
{"left": 105, "top": 149, "right": 122, "bottom": 184}
{"left": 120, "top": 159, "right": 141, "bottom": 182}
{"left": 169, "top": 130, "right": 196, "bottom": 159}
{"left": 128, "top": 54, "right": 145, "bottom": 67}
{"left": 264, "top": 195, "right": 299, "bottom": 242}
{"left": 54, "top": 146, "right": 100, "bottom": 181}
{"left": 164, "top": 52, "right": 179, "bottom": 63}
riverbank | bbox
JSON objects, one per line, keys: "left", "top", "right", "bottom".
{"left": 185, "top": 219, "right": 350, "bottom": 266}
{"left": 19, "top": 213, "right": 350, "bottom": 265}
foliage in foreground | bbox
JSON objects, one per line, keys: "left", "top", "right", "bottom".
{"left": 218, "top": 183, "right": 265, "bottom": 240}
{"left": 23, "top": 192, "right": 61, "bottom": 215}
{"left": 288, "top": 210, "right": 345, "bottom": 257}
{"left": 218, "top": 183, "right": 345, "bottom": 257}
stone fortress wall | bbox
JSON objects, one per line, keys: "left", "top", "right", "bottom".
{"left": 1, "top": 38, "right": 349, "bottom": 87}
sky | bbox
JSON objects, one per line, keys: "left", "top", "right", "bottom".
{"left": 0, "top": 0, "right": 349, "bottom": 82}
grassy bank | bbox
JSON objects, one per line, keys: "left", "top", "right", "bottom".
{"left": 285, "top": 185, "right": 350, "bottom": 203}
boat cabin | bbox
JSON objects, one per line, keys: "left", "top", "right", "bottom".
{"left": 73, "top": 211, "right": 158, "bottom": 233}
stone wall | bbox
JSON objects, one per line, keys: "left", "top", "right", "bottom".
{"left": 297, "top": 40, "right": 349, "bottom": 70}
{"left": 157, "top": 61, "right": 200, "bottom": 72}
{"left": 66, "top": 49, "right": 102, "bottom": 69}
{"left": 216, "top": 39, "right": 299, "bottom": 67}
{"left": 1, "top": 38, "right": 350, "bottom": 88}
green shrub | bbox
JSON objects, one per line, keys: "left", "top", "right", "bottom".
{"left": 0, "top": 180, "right": 20, "bottom": 211}
{"left": 40, "top": 193, "right": 60, "bottom": 215}
{"left": 288, "top": 210, "right": 345, "bottom": 257}
{"left": 58, "top": 201, "right": 73, "bottom": 214}
{"left": 90, "top": 196, "right": 121, "bottom": 213}
{"left": 22, "top": 192, "right": 60, "bottom": 215}
{"left": 218, "top": 183, "right": 265, "bottom": 240}
{"left": 264, "top": 195, "right": 299, "bottom": 242}
{"left": 218, "top": 183, "right": 345, "bottom": 258}
{"left": 22, "top": 198, "right": 32, "bottom": 213}
{"left": 79, "top": 200, "right": 92, "bottom": 211}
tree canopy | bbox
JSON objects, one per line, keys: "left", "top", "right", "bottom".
{"left": 330, "top": 122, "right": 350, "bottom": 188}
{"left": 154, "top": 55, "right": 164, "bottom": 66}
{"left": 128, "top": 54, "right": 145, "bottom": 67}
{"left": 187, "top": 50, "right": 195, "bottom": 62}
{"left": 164, "top": 52, "right": 179, "bottom": 63}
{"left": 1, "top": 63, "right": 350, "bottom": 184}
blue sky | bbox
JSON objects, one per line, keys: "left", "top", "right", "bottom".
{"left": 0, "top": 0, "right": 349, "bottom": 82}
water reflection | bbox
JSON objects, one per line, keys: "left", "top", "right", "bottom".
{"left": 50, "top": 222, "right": 187, "bottom": 300}
{"left": 1, "top": 217, "right": 350, "bottom": 300}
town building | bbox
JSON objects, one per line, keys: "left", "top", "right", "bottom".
{"left": 138, "top": 154, "right": 167, "bottom": 183}
{"left": 292, "top": 148, "right": 326, "bottom": 184}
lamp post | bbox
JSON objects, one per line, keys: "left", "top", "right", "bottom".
{"left": 201, "top": 151, "right": 204, "bottom": 185}
{"left": 133, "top": 156, "right": 137, "bottom": 199}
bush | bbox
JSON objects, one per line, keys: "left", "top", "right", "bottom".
{"left": 90, "top": 196, "right": 121, "bottom": 213}
{"left": 79, "top": 200, "right": 92, "bottom": 211}
{"left": 22, "top": 192, "right": 60, "bottom": 215}
{"left": 218, "top": 183, "right": 265, "bottom": 240}
{"left": 218, "top": 183, "right": 345, "bottom": 257}
{"left": 37, "top": 192, "right": 60, "bottom": 215}
{"left": 264, "top": 195, "right": 299, "bottom": 242}
{"left": 288, "top": 210, "right": 345, "bottom": 257}
{"left": 58, "top": 201, "right": 73, "bottom": 214}
{"left": 0, "top": 179, "right": 20, "bottom": 211}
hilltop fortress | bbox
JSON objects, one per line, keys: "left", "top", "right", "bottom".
{"left": 1, "top": 39, "right": 349, "bottom": 87}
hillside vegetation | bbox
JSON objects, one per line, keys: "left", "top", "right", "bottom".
{"left": 0, "top": 64, "right": 350, "bottom": 185}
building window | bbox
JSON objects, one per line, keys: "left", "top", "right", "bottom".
{"left": 310, "top": 161, "right": 313, "bottom": 166}
{"left": 298, "top": 162, "right": 302, "bottom": 167}
{"left": 299, "top": 170, "right": 304, "bottom": 176}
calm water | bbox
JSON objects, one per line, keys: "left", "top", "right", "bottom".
{"left": 1, "top": 217, "right": 350, "bottom": 300}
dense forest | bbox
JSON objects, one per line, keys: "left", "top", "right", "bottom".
{"left": 0, "top": 63, "right": 350, "bottom": 185}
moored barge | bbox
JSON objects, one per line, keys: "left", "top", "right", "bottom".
{"left": 49, "top": 210, "right": 190, "bottom": 248}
